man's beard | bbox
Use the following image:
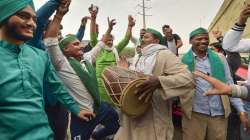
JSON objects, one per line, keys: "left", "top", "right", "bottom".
{"left": 5, "top": 22, "right": 33, "bottom": 42}
{"left": 140, "top": 41, "right": 147, "bottom": 48}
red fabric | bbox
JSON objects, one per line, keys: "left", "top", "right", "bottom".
{"left": 235, "top": 66, "right": 248, "bottom": 80}
{"left": 173, "top": 106, "right": 182, "bottom": 117}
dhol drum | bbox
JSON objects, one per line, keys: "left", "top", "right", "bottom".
{"left": 101, "top": 66, "right": 151, "bottom": 117}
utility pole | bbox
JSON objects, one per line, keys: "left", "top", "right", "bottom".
{"left": 137, "top": 0, "right": 151, "bottom": 28}
{"left": 142, "top": 0, "right": 146, "bottom": 28}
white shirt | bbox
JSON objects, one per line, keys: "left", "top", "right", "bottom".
{"left": 44, "top": 38, "right": 105, "bottom": 112}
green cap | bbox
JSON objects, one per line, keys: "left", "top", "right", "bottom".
{"left": 59, "top": 35, "right": 78, "bottom": 50}
{"left": 0, "top": 0, "right": 35, "bottom": 23}
{"left": 146, "top": 28, "right": 165, "bottom": 45}
{"left": 189, "top": 27, "right": 208, "bottom": 40}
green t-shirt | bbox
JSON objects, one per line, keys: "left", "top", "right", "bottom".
{"left": 95, "top": 35, "right": 130, "bottom": 103}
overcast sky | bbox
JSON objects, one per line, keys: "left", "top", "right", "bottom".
{"left": 34, "top": 0, "right": 224, "bottom": 53}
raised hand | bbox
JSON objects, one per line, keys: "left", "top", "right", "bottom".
{"left": 81, "top": 16, "right": 90, "bottom": 26}
{"left": 56, "top": 0, "right": 71, "bottom": 17}
{"left": 237, "top": 2, "right": 250, "bottom": 25}
{"left": 107, "top": 17, "right": 116, "bottom": 30}
{"left": 128, "top": 15, "right": 135, "bottom": 27}
{"left": 89, "top": 4, "right": 99, "bottom": 19}
{"left": 44, "top": 0, "right": 70, "bottom": 38}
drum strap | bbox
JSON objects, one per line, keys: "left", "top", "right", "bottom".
{"left": 68, "top": 57, "right": 101, "bottom": 113}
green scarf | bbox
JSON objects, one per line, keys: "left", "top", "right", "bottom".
{"left": 182, "top": 48, "right": 226, "bottom": 83}
{"left": 68, "top": 58, "right": 101, "bottom": 112}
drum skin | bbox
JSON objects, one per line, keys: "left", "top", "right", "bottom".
{"left": 101, "top": 66, "right": 150, "bottom": 117}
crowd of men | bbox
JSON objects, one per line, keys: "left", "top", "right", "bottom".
{"left": 1, "top": 0, "right": 250, "bottom": 140}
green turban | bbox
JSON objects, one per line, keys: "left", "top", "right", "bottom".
{"left": 145, "top": 28, "right": 165, "bottom": 45}
{"left": 189, "top": 27, "right": 208, "bottom": 40}
{"left": 0, "top": 0, "right": 35, "bottom": 23}
{"left": 59, "top": 35, "right": 78, "bottom": 50}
